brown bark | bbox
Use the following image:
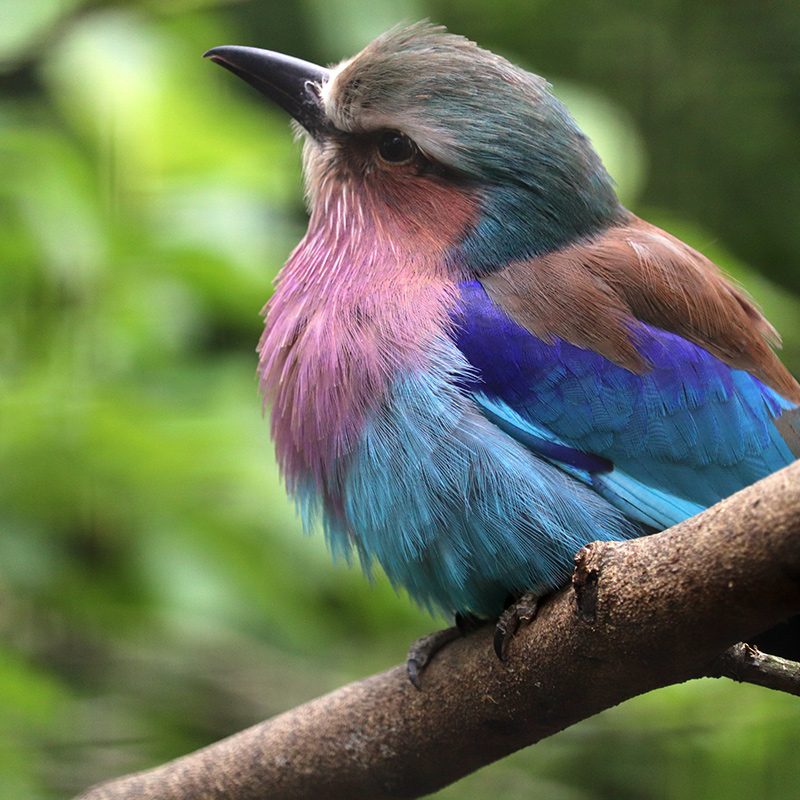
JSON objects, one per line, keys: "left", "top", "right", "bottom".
{"left": 75, "top": 461, "right": 800, "bottom": 800}
{"left": 710, "top": 642, "right": 800, "bottom": 694}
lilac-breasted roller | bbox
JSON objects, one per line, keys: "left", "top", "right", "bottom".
{"left": 205, "top": 24, "right": 800, "bottom": 677}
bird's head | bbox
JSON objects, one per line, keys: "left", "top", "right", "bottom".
{"left": 206, "top": 23, "right": 623, "bottom": 274}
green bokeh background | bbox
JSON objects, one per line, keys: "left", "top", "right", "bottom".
{"left": 2, "top": 1, "right": 799, "bottom": 797}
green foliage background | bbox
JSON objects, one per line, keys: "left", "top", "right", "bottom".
{"left": 2, "top": 1, "right": 799, "bottom": 797}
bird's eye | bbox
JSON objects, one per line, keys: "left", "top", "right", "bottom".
{"left": 377, "top": 130, "right": 417, "bottom": 164}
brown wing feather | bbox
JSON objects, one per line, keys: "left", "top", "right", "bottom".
{"left": 482, "top": 215, "right": 800, "bottom": 402}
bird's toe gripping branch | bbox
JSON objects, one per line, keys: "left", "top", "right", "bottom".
{"left": 408, "top": 595, "right": 544, "bottom": 687}
{"left": 406, "top": 612, "right": 485, "bottom": 688}
{"left": 406, "top": 627, "right": 463, "bottom": 689}
{"left": 493, "top": 592, "right": 541, "bottom": 661}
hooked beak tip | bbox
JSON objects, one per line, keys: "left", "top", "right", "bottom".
{"left": 202, "top": 47, "right": 230, "bottom": 62}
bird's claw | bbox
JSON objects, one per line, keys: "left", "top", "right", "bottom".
{"left": 493, "top": 592, "right": 539, "bottom": 661}
{"left": 406, "top": 626, "right": 463, "bottom": 688}
{"left": 405, "top": 613, "right": 484, "bottom": 688}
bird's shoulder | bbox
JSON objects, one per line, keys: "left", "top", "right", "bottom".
{"left": 477, "top": 214, "right": 800, "bottom": 403}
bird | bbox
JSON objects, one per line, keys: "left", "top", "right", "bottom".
{"left": 205, "top": 23, "right": 800, "bottom": 682}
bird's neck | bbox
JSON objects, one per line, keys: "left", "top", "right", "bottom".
{"left": 448, "top": 98, "right": 625, "bottom": 273}
{"left": 259, "top": 178, "right": 475, "bottom": 490}
{"left": 454, "top": 179, "right": 624, "bottom": 274}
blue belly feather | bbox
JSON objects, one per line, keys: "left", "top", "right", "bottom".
{"left": 317, "top": 339, "right": 637, "bottom": 616}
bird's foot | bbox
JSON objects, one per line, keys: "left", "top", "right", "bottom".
{"left": 494, "top": 592, "right": 539, "bottom": 661}
{"left": 406, "top": 627, "right": 460, "bottom": 689}
{"left": 406, "top": 612, "right": 483, "bottom": 689}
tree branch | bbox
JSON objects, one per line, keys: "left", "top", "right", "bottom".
{"left": 75, "top": 461, "right": 800, "bottom": 800}
{"left": 709, "top": 642, "right": 800, "bottom": 696}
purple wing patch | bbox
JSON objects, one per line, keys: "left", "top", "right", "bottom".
{"left": 451, "top": 279, "right": 795, "bottom": 511}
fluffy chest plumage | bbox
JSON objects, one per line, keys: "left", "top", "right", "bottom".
{"left": 260, "top": 269, "right": 454, "bottom": 492}
{"left": 257, "top": 178, "right": 472, "bottom": 492}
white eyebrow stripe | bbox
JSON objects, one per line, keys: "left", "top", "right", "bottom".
{"left": 319, "top": 58, "right": 353, "bottom": 117}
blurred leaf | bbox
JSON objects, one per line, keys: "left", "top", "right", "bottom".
{"left": 0, "top": 0, "right": 82, "bottom": 64}
{"left": 301, "top": 0, "right": 426, "bottom": 55}
{"left": 555, "top": 81, "right": 648, "bottom": 205}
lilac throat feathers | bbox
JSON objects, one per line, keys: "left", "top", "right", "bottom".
{"left": 258, "top": 171, "right": 477, "bottom": 491}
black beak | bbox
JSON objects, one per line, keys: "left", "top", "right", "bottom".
{"left": 204, "top": 45, "right": 330, "bottom": 136}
